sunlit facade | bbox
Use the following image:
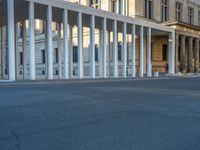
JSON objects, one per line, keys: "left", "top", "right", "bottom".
{"left": 2, "top": 0, "right": 193, "bottom": 80}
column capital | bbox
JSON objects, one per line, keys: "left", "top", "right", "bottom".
{"left": 195, "top": 38, "right": 200, "bottom": 43}
{"left": 188, "top": 37, "right": 193, "bottom": 40}
{"left": 180, "top": 35, "right": 186, "bottom": 39}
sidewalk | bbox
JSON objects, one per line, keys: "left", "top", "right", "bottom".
{"left": 173, "top": 72, "right": 200, "bottom": 78}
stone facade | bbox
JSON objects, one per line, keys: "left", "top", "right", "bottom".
{"left": 60, "top": 0, "right": 200, "bottom": 74}
{"left": 2, "top": 0, "right": 197, "bottom": 80}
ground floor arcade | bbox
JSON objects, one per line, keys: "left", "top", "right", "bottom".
{"left": 0, "top": 0, "right": 175, "bottom": 80}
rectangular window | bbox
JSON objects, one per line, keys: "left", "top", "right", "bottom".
{"left": 151, "top": 43, "right": 153, "bottom": 61}
{"left": 89, "top": 0, "right": 93, "bottom": 7}
{"left": 188, "top": 7, "right": 194, "bottom": 25}
{"left": 73, "top": 46, "right": 78, "bottom": 63}
{"left": 178, "top": 46, "right": 181, "bottom": 62}
{"left": 145, "top": 0, "right": 153, "bottom": 19}
{"left": 41, "top": 49, "right": 45, "bottom": 64}
{"left": 95, "top": 45, "right": 99, "bottom": 62}
{"left": 20, "top": 52, "right": 23, "bottom": 65}
{"left": 199, "top": 11, "right": 200, "bottom": 26}
{"left": 19, "top": 23, "right": 23, "bottom": 38}
{"left": 161, "top": 0, "right": 168, "bottom": 22}
{"left": 118, "top": 42, "right": 122, "bottom": 61}
{"left": 112, "top": 0, "right": 117, "bottom": 13}
{"left": 162, "top": 44, "right": 168, "bottom": 61}
{"left": 119, "top": 0, "right": 121, "bottom": 14}
{"left": 199, "top": 49, "right": 200, "bottom": 63}
{"left": 176, "top": 2, "right": 182, "bottom": 22}
{"left": 6, "top": 48, "right": 8, "bottom": 65}
{"left": 90, "top": 0, "right": 100, "bottom": 8}
{"left": 55, "top": 48, "right": 58, "bottom": 63}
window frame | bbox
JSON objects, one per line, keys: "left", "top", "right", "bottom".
{"left": 162, "top": 44, "right": 168, "bottom": 61}
{"left": 188, "top": 7, "right": 194, "bottom": 25}
{"left": 73, "top": 46, "right": 78, "bottom": 63}
{"left": 145, "top": 0, "right": 153, "bottom": 19}
{"left": 175, "top": 2, "right": 182, "bottom": 22}
{"left": 19, "top": 52, "right": 23, "bottom": 65}
{"left": 41, "top": 49, "right": 45, "bottom": 64}
{"left": 118, "top": 42, "right": 122, "bottom": 61}
{"left": 161, "top": 0, "right": 169, "bottom": 22}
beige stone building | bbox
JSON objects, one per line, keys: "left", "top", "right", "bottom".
{"left": 73, "top": 0, "right": 200, "bottom": 73}
{"left": 1, "top": 0, "right": 198, "bottom": 80}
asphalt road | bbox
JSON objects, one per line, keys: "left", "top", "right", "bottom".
{"left": 0, "top": 77, "right": 200, "bottom": 150}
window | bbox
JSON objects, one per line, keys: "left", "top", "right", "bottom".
{"left": 55, "top": 48, "right": 58, "bottom": 63}
{"left": 162, "top": 44, "right": 168, "bottom": 61}
{"left": 176, "top": 2, "right": 182, "bottom": 22}
{"left": 19, "top": 23, "right": 23, "bottom": 38}
{"left": 95, "top": 45, "right": 99, "bottom": 62}
{"left": 119, "top": 0, "right": 121, "bottom": 14}
{"left": 199, "top": 49, "right": 200, "bottom": 63}
{"left": 89, "top": 0, "right": 93, "bottom": 6}
{"left": 199, "top": 11, "right": 200, "bottom": 26}
{"left": 188, "top": 7, "right": 194, "bottom": 25}
{"left": 178, "top": 46, "right": 181, "bottom": 62}
{"left": 20, "top": 52, "right": 23, "bottom": 65}
{"left": 145, "top": 0, "right": 153, "bottom": 19}
{"left": 151, "top": 43, "right": 153, "bottom": 61}
{"left": 41, "top": 49, "right": 45, "bottom": 64}
{"left": 73, "top": 46, "right": 78, "bottom": 63}
{"left": 161, "top": 0, "right": 168, "bottom": 22}
{"left": 118, "top": 42, "right": 122, "bottom": 61}
{"left": 111, "top": 0, "right": 117, "bottom": 13}
{"left": 6, "top": 48, "right": 8, "bottom": 65}
{"left": 90, "top": 0, "right": 100, "bottom": 8}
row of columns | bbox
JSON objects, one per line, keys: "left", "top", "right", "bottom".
{"left": 27, "top": 3, "right": 152, "bottom": 80}
{"left": 2, "top": 0, "right": 175, "bottom": 80}
{"left": 176, "top": 34, "right": 200, "bottom": 73}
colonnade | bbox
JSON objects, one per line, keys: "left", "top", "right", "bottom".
{"left": 0, "top": 0, "right": 175, "bottom": 80}
{"left": 176, "top": 34, "right": 200, "bottom": 73}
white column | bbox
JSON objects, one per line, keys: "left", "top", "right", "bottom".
{"left": 168, "top": 32, "right": 175, "bottom": 74}
{"left": 113, "top": 20, "right": 118, "bottom": 78}
{"left": 22, "top": 20, "right": 27, "bottom": 79}
{"left": 131, "top": 24, "right": 136, "bottom": 78}
{"left": 107, "top": 31, "right": 111, "bottom": 78}
{"left": 102, "top": 17, "right": 107, "bottom": 78}
{"left": 44, "top": 21, "right": 48, "bottom": 79}
{"left": 63, "top": 9, "right": 69, "bottom": 79}
{"left": 122, "top": 22, "right": 127, "bottom": 78}
{"left": 78, "top": 12, "right": 83, "bottom": 79}
{"left": 15, "top": 23, "right": 19, "bottom": 79}
{"left": 147, "top": 27, "right": 152, "bottom": 77}
{"left": 98, "top": 30, "right": 103, "bottom": 78}
{"left": 7, "top": 0, "right": 15, "bottom": 80}
{"left": 68, "top": 25, "right": 73, "bottom": 78}
{"left": 90, "top": 15, "right": 95, "bottom": 78}
{"left": 1, "top": 27, "right": 6, "bottom": 79}
{"left": 47, "top": 5, "right": 53, "bottom": 80}
{"left": 29, "top": 1, "right": 36, "bottom": 80}
{"left": 139, "top": 26, "right": 144, "bottom": 77}
{"left": 57, "top": 23, "right": 62, "bottom": 79}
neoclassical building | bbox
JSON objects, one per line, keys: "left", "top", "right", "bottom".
{"left": 2, "top": 0, "right": 199, "bottom": 80}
